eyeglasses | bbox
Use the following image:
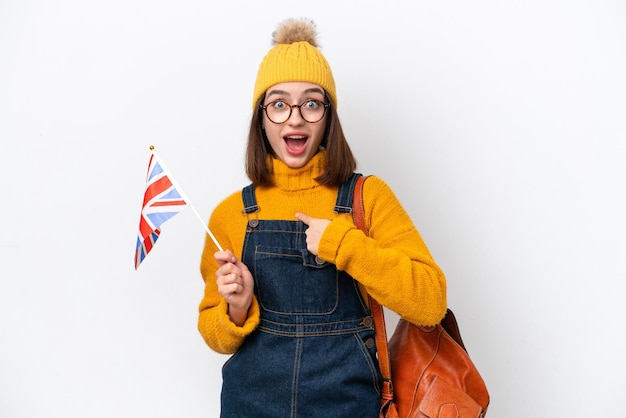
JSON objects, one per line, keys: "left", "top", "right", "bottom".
{"left": 260, "top": 99, "right": 330, "bottom": 124}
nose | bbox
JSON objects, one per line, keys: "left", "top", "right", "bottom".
{"left": 286, "top": 104, "right": 305, "bottom": 125}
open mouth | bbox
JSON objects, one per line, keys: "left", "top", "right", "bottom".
{"left": 284, "top": 135, "right": 308, "bottom": 154}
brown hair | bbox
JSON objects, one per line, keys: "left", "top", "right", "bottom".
{"left": 245, "top": 93, "right": 357, "bottom": 187}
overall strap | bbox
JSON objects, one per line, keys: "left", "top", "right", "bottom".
{"left": 334, "top": 173, "right": 362, "bottom": 214}
{"left": 241, "top": 184, "right": 259, "bottom": 214}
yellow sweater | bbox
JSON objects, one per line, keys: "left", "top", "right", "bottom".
{"left": 198, "top": 151, "right": 447, "bottom": 354}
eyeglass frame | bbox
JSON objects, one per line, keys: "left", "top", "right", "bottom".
{"left": 260, "top": 99, "right": 330, "bottom": 124}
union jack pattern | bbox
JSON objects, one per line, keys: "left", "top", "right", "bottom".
{"left": 134, "top": 152, "right": 188, "bottom": 269}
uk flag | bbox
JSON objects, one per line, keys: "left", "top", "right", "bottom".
{"left": 134, "top": 151, "right": 188, "bottom": 269}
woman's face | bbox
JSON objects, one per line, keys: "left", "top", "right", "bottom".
{"left": 261, "top": 82, "right": 328, "bottom": 168}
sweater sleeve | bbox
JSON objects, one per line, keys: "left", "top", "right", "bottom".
{"left": 197, "top": 193, "right": 260, "bottom": 354}
{"left": 318, "top": 176, "right": 447, "bottom": 326}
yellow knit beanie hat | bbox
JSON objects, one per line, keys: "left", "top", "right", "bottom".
{"left": 252, "top": 18, "right": 336, "bottom": 109}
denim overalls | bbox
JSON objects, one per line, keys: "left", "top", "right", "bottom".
{"left": 220, "top": 174, "right": 382, "bottom": 418}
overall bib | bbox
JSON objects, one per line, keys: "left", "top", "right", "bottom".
{"left": 220, "top": 174, "right": 382, "bottom": 418}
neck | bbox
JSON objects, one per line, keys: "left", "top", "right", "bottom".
{"left": 269, "top": 150, "right": 327, "bottom": 192}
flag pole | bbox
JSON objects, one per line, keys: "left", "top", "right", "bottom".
{"left": 188, "top": 204, "right": 224, "bottom": 252}
{"left": 149, "top": 146, "right": 224, "bottom": 252}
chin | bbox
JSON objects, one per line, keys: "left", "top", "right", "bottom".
{"left": 282, "top": 155, "right": 310, "bottom": 168}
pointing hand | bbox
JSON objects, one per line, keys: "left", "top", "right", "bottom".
{"left": 295, "top": 212, "right": 331, "bottom": 256}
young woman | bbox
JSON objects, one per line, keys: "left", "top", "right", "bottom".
{"left": 198, "top": 18, "right": 447, "bottom": 417}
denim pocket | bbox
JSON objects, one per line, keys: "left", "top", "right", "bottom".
{"left": 253, "top": 245, "right": 339, "bottom": 315}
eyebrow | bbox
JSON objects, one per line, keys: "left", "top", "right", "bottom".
{"left": 266, "top": 87, "right": 325, "bottom": 100}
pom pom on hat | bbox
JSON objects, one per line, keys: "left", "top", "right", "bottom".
{"left": 252, "top": 18, "right": 336, "bottom": 109}
{"left": 272, "top": 18, "right": 319, "bottom": 47}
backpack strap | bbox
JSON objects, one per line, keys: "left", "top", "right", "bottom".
{"left": 351, "top": 175, "right": 395, "bottom": 405}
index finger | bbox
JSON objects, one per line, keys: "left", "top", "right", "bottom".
{"left": 214, "top": 250, "right": 237, "bottom": 265}
{"left": 295, "top": 212, "right": 312, "bottom": 225}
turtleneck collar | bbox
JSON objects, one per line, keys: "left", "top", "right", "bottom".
{"left": 269, "top": 150, "right": 327, "bottom": 192}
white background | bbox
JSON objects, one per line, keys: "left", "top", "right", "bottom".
{"left": 1, "top": 1, "right": 625, "bottom": 417}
